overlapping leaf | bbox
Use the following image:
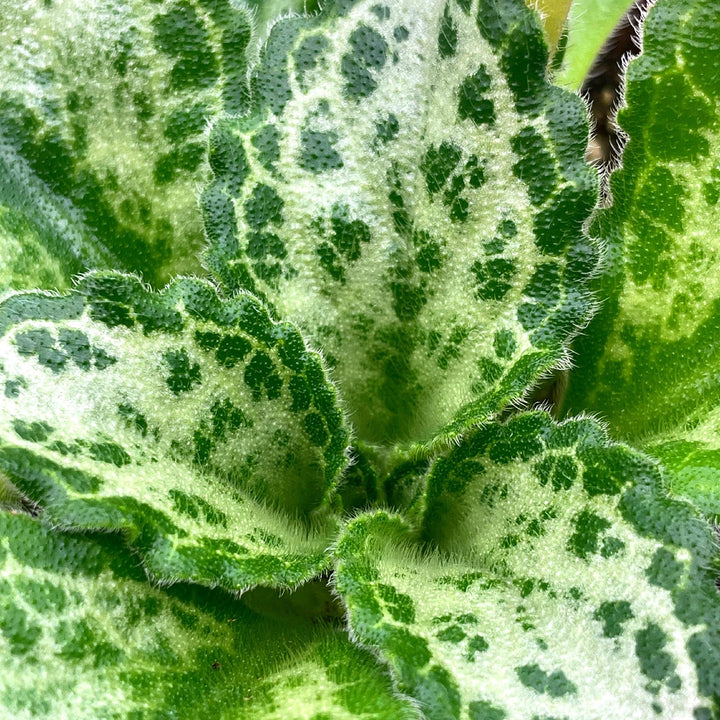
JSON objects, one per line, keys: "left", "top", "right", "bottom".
{"left": 532, "top": 0, "right": 573, "bottom": 51}
{"left": 562, "top": 0, "right": 720, "bottom": 440}
{"left": 0, "top": 511, "right": 419, "bottom": 719}
{"left": 246, "top": 0, "right": 323, "bottom": 40}
{"left": 647, "top": 407, "right": 720, "bottom": 523}
{"left": 335, "top": 414, "right": 720, "bottom": 719}
{"left": 0, "top": 143, "right": 118, "bottom": 292}
{"left": 203, "top": 0, "right": 598, "bottom": 447}
{"left": 0, "top": 273, "right": 348, "bottom": 590}
{"left": 0, "top": 0, "right": 253, "bottom": 288}
{"left": 555, "top": 0, "right": 636, "bottom": 89}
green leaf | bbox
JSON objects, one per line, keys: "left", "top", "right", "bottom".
{"left": 561, "top": 0, "right": 720, "bottom": 439}
{"left": 0, "top": 0, "right": 253, "bottom": 288}
{"left": 555, "top": 0, "right": 636, "bottom": 89}
{"left": 202, "top": 0, "right": 598, "bottom": 448}
{"left": 0, "top": 272, "right": 349, "bottom": 590}
{"left": 0, "top": 143, "right": 119, "bottom": 292}
{"left": 0, "top": 511, "right": 419, "bottom": 719}
{"left": 335, "top": 414, "right": 720, "bottom": 719}
{"left": 646, "top": 407, "right": 720, "bottom": 523}
{"left": 246, "top": 0, "right": 323, "bottom": 35}
{"left": 530, "top": 0, "right": 573, "bottom": 51}
{"left": 0, "top": 472, "right": 25, "bottom": 512}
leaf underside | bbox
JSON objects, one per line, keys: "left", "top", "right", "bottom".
{"left": 0, "top": 511, "right": 419, "bottom": 720}
{"left": 0, "top": 273, "right": 348, "bottom": 591}
{"left": 202, "top": 0, "right": 598, "bottom": 448}
{"left": 335, "top": 414, "right": 720, "bottom": 720}
{"left": 0, "top": 0, "right": 253, "bottom": 288}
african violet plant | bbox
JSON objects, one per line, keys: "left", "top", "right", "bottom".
{"left": 0, "top": 0, "right": 719, "bottom": 717}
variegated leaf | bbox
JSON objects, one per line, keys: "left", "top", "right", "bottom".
{"left": 0, "top": 0, "right": 253, "bottom": 288}
{"left": 0, "top": 511, "right": 419, "bottom": 719}
{"left": 0, "top": 273, "right": 349, "bottom": 590}
{"left": 334, "top": 414, "right": 720, "bottom": 719}
{"left": 0, "top": 142, "right": 119, "bottom": 292}
{"left": 202, "top": 0, "right": 598, "bottom": 448}
{"left": 561, "top": 0, "right": 720, "bottom": 440}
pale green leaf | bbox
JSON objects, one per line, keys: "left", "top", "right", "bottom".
{"left": 334, "top": 414, "right": 720, "bottom": 719}
{"left": 646, "top": 406, "right": 720, "bottom": 523}
{"left": 0, "top": 0, "right": 253, "bottom": 288}
{"left": 555, "top": 0, "right": 636, "bottom": 89}
{"left": 202, "top": 0, "right": 598, "bottom": 448}
{"left": 0, "top": 272, "right": 349, "bottom": 590}
{"left": 561, "top": 0, "right": 720, "bottom": 439}
{"left": 246, "top": 0, "right": 322, "bottom": 38}
{"left": 0, "top": 511, "right": 419, "bottom": 719}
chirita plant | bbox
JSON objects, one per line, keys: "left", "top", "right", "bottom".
{"left": 0, "top": 0, "right": 718, "bottom": 717}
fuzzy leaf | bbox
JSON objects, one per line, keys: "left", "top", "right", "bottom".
{"left": 562, "top": 0, "right": 720, "bottom": 439}
{"left": 0, "top": 0, "right": 253, "bottom": 288}
{"left": 246, "top": 0, "right": 322, "bottom": 35}
{"left": 334, "top": 414, "right": 720, "bottom": 719}
{"left": 0, "top": 511, "right": 419, "bottom": 719}
{"left": 0, "top": 273, "right": 349, "bottom": 590}
{"left": 555, "top": 0, "right": 636, "bottom": 89}
{"left": 646, "top": 407, "right": 720, "bottom": 523}
{"left": 531, "top": 0, "right": 573, "bottom": 51}
{"left": 0, "top": 143, "right": 119, "bottom": 292}
{"left": 202, "top": 0, "right": 598, "bottom": 447}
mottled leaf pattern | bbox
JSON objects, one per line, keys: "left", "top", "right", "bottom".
{"left": 1, "top": 0, "right": 719, "bottom": 716}
{"left": 0, "top": 143, "right": 118, "bottom": 292}
{"left": 203, "top": 0, "right": 598, "bottom": 447}
{"left": 0, "top": 511, "right": 419, "bottom": 720}
{"left": 335, "top": 414, "right": 720, "bottom": 719}
{"left": 246, "top": 628, "right": 422, "bottom": 720}
{"left": 0, "top": 273, "right": 348, "bottom": 590}
{"left": 562, "top": 0, "right": 720, "bottom": 439}
{"left": 0, "top": 0, "right": 253, "bottom": 288}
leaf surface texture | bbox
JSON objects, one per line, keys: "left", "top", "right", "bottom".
{"left": 0, "top": 512, "right": 419, "bottom": 719}
{"left": 563, "top": 0, "right": 720, "bottom": 440}
{"left": 335, "top": 414, "right": 720, "bottom": 719}
{"left": 0, "top": 273, "right": 349, "bottom": 590}
{"left": 0, "top": 0, "right": 253, "bottom": 287}
{"left": 203, "top": 0, "right": 598, "bottom": 447}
